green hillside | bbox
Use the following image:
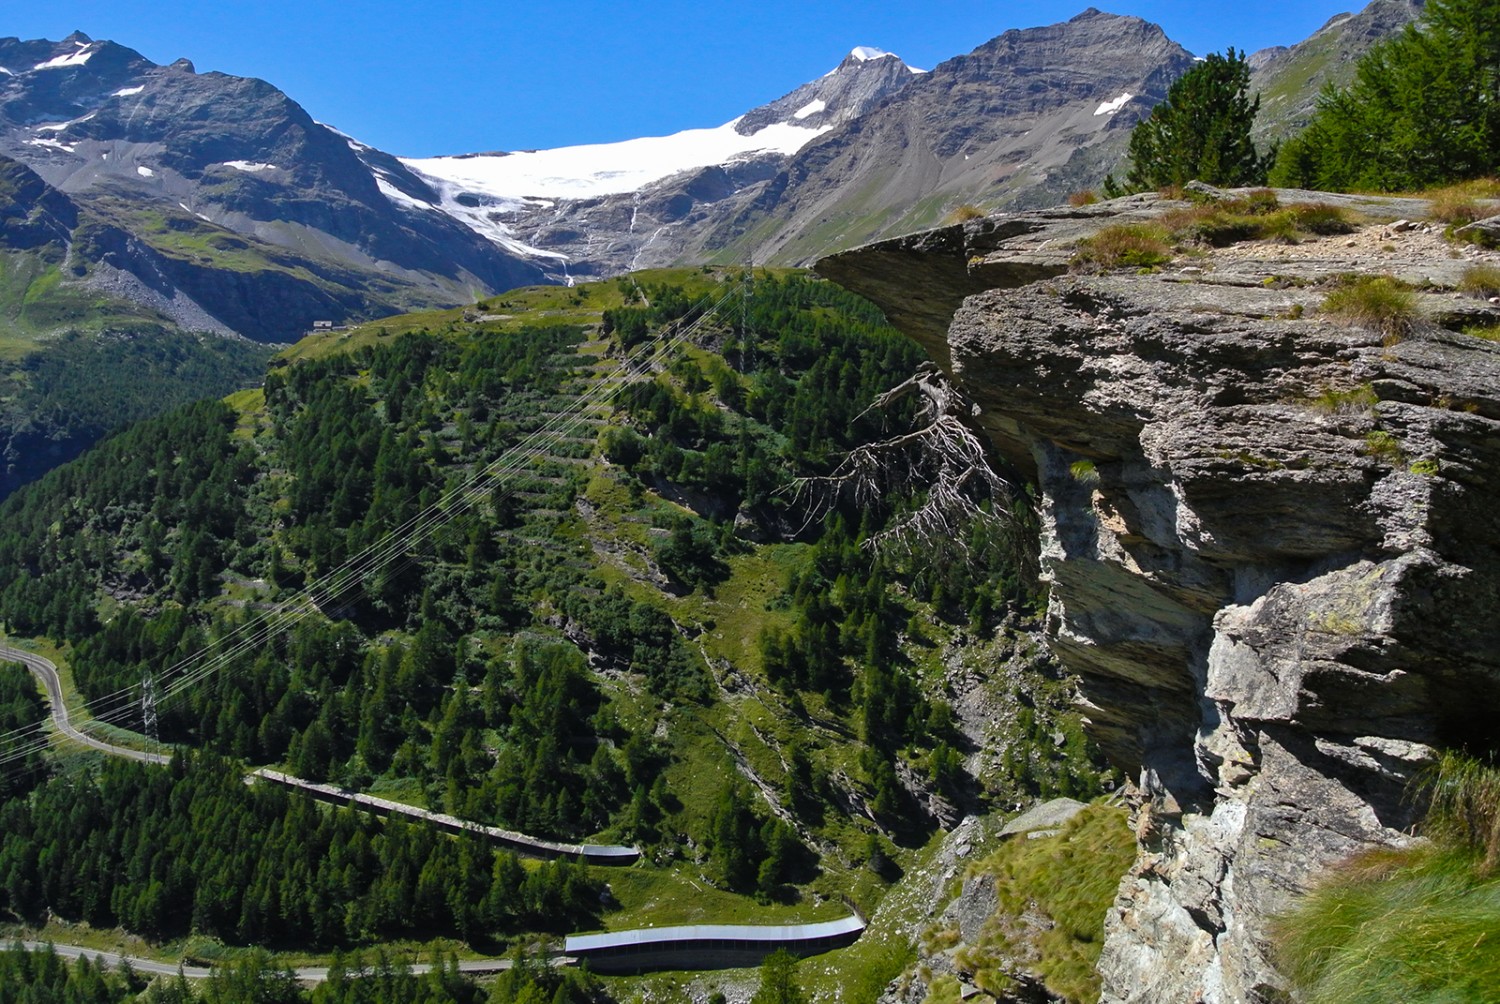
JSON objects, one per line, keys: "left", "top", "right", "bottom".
{"left": 0, "top": 268, "right": 1109, "bottom": 999}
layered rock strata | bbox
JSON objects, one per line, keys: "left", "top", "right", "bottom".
{"left": 820, "top": 192, "right": 1500, "bottom": 1002}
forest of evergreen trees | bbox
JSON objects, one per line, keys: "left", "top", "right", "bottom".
{"left": 0, "top": 271, "right": 1092, "bottom": 977}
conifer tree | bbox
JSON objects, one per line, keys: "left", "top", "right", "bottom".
{"left": 750, "top": 950, "right": 807, "bottom": 1004}
{"left": 1110, "top": 48, "right": 1273, "bottom": 193}
{"left": 1270, "top": 0, "right": 1500, "bottom": 191}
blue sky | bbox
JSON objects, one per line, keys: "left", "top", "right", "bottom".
{"left": 7, "top": 1, "right": 1361, "bottom": 156}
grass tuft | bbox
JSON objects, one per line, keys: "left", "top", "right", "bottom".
{"left": 1308, "top": 382, "right": 1379, "bottom": 416}
{"left": 960, "top": 804, "right": 1134, "bottom": 1003}
{"left": 1071, "top": 224, "right": 1173, "bottom": 271}
{"left": 1419, "top": 750, "right": 1500, "bottom": 874}
{"left": 1270, "top": 844, "right": 1500, "bottom": 1004}
{"left": 1067, "top": 190, "right": 1100, "bottom": 207}
{"left": 1458, "top": 263, "right": 1500, "bottom": 299}
{"left": 1273, "top": 753, "right": 1500, "bottom": 1004}
{"left": 947, "top": 205, "right": 986, "bottom": 223}
{"left": 1068, "top": 459, "right": 1100, "bottom": 485}
{"left": 1320, "top": 275, "right": 1418, "bottom": 338}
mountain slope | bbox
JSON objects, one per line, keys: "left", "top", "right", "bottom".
{"left": 0, "top": 33, "right": 549, "bottom": 340}
{"left": 1249, "top": 0, "right": 1425, "bottom": 141}
{"left": 404, "top": 10, "right": 1195, "bottom": 278}
{"left": 0, "top": 268, "right": 1109, "bottom": 998}
{"left": 725, "top": 8, "right": 1196, "bottom": 263}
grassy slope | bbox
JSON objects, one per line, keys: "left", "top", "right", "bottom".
{"left": 0, "top": 250, "right": 174, "bottom": 359}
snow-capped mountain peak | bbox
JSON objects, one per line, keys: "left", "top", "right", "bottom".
{"left": 402, "top": 44, "right": 922, "bottom": 253}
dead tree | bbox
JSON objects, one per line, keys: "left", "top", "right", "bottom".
{"left": 792, "top": 364, "right": 1024, "bottom": 559}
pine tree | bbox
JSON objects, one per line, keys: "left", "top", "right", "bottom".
{"left": 1270, "top": 0, "right": 1500, "bottom": 191}
{"left": 1111, "top": 49, "right": 1273, "bottom": 193}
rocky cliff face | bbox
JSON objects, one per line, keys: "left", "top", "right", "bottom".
{"left": 820, "top": 192, "right": 1500, "bottom": 1001}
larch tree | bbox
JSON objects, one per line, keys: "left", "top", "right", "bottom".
{"left": 1271, "top": 0, "right": 1500, "bottom": 191}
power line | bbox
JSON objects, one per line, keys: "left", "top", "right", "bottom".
{"left": 0, "top": 281, "right": 746, "bottom": 778}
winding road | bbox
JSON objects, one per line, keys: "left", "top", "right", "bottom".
{"left": 0, "top": 643, "right": 170, "bottom": 765}
{"left": 0, "top": 641, "right": 862, "bottom": 981}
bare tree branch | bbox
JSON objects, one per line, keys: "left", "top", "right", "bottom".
{"left": 791, "top": 366, "right": 1020, "bottom": 557}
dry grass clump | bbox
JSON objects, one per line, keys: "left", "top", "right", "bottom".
{"left": 1320, "top": 275, "right": 1419, "bottom": 339}
{"left": 947, "top": 204, "right": 986, "bottom": 223}
{"left": 1283, "top": 202, "right": 1357, "bottom": 236}
{"left": 1070, "top": 223, "right": 1173, "bottom": 271}
{"left": 1426, "top": 179, "right": 1500, "bottom": 225}
{"left": 1159, "top": 192, "right": 1354, "bottom": 247}
{"left": 1067, "top": 189, "right": 1099, "bottom": 207}
{"left": 1458, "top": 263, "right": 1500, "bottom": 298}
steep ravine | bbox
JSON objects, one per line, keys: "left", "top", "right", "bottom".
{"left": 820, "top": 192, "right": 1500, "bottom": 1002}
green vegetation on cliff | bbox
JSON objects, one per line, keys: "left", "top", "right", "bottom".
{"left": 1273, "top": 752, "right": 1500, "bottom": 1004}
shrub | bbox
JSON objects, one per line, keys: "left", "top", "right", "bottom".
{"left": 1071, "top": 224, "right": 1173, "bottom": 271}
{"left": 1321, "top": 276, "right": 1418, "bottom": 337}
{"left": 1067, "top": 190, "right": 1099, "bottom": 207}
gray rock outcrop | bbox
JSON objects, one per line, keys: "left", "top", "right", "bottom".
{"left": 821, "top": 190, "right": 1500, "bottom": 1002}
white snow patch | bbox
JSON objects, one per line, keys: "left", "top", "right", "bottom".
{"left": 375, "top": 175, "right": 437, "bottom": 212}
{"left": 27, "top": 137, "right": 75, "bottom": 153}
{"left": 112, "top": 85, "right": 145, "bottom": 97}
{"left": 1094, "top": 92, "right": 1134, "bottom": 116}
{"left": 849, "top": 46, "right": 895, "bottom": 62}
{"left": 136, "top": 165, "right": 155, "bottom": 178}
{"left": 318, "top": 122, "right": 375, "bottom": 154}
{"left": 36, "top": 112, "right": 95, "bottom": 132}
{"left": 222, "top": 160, "right": 277, "bottom": 173}
{"left": 793, "top": 99, "right": 827, "bottom": 120}
{"left": 405, "top": 116, "right": 827, "bottom": 201}
{"left": 34, "top": 43, "right": 96, "bottom": 71}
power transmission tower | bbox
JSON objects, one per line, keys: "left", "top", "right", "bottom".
{"left": 141, "top": 671, "right": 159, "bottom": 746}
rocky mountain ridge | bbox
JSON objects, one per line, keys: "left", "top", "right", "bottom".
{"left": 820, "top": 189, "right": 1500, "bottom": 1001}
{"left": 422, "top": 9, "right": 1198, "bottom": 278}
{"left": 0, "top": 32, "right": 546, "bottom": 340}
